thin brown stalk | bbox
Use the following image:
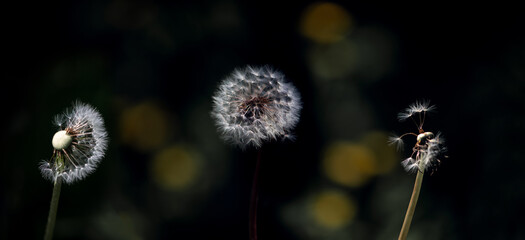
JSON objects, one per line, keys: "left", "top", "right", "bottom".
{"left": 249, "top": 150, "right": 262, "bottom": 240}
{"left": 398, "top": 161, "right": 425, "bottom": 240}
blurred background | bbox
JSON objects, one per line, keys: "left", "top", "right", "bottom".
{"left": 3, "top": 1, "right": 525, "bottom": 239}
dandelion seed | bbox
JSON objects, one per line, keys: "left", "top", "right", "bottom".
{"left": 40, "top": 101, "right": 108, "bottom": 184}
{"left": 397, "top": 100, "right": 435, "bottom": 122}
{"left": 407, "top": 100, "right": 435, "bottom": 113}
{"left": 211, "top": 65, "right": 302, "bottom": 148}
{"left": 387, "top": 135, "right": 404, "bottom": 151}
{"left": 401, "top": 157, "right": 419, "bottom": 173}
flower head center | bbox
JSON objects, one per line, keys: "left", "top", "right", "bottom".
{"left": 240, "top": 96, "right": 272, "bottom": 120}
{"left": 52, "top": 130, "right": 73, "bottom": 150}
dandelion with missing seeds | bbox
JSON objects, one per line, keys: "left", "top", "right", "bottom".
{"left": 40, "top": 101, "right": 108, "bottom": 240}
{"left": 211, "top": 66, "right": 301, "bottom": 240}
{"left": 389, "top": 100, "right": 447, "bottom": 240}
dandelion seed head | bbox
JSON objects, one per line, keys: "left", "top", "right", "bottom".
{"left": 211, "top": 65, "right": 302, "bottom": 148}
{"left": 392, "top": 101, "right": 447, "bottom": 174}
{"left": 40, "top": 101, "right": 108, "bottom": 184}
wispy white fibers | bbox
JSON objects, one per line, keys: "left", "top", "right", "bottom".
{"left": 389, "top": 101, "right": 446, "bottom": 173}
{"left": 397, "top": 100, "right": 436, "bottom": 122}
{"left": 211, "top": 66, "right": 302, "bottom": 148}
{"left": 40, "top": 101, "right": 108, "bottom": 184}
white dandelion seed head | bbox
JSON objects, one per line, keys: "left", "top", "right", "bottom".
{"left": 211, "top": 65, "right": 302, "bottom": 148}
{"left": 414, "top": 132, "right": 446, "bottom": 173}
{"left": 392, "top": 101, "right": 447, "bottom": 174}
{"left": 40, "top": 101, "right": 108, "bottom": 184}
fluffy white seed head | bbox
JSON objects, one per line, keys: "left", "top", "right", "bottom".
{"left": 392, "top": 101, "right": 447, "bottom": 174}
{"left": 397, "top": 132, "right": 446, "bottom": 173}
{"left": 52, "top": 130, "right": 72, "bottom": 150}
{"left": 40, "top": 101, "right": 108, "bottom": 184}
{"left": 211, "top": 65, "right": 302, "bottom": 148}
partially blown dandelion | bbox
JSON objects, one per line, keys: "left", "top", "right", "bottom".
{"left": 41, "top": 101, "right": 108, "bottom": 240}
{"left": 389, "top": 100, "right": 447, "bottom": 240}
{"left": 211, "top": 65, "right": 302, "bottom": 148}
{"left": 389, "top": 100, "right": 446, "bottom": 174}
{"left": 40, "top": 101, "right": 108, "bottom": 184}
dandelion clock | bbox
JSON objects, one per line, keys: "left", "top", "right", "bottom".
{"left": 211, "top": 65, "right": 302, "bottom": 148}
{"left": 211, "top": 66, "right": 301, "bottom": 240}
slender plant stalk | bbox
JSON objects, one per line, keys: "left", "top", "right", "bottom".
{"left": 398, "top": 161, "right": 425, "bottom": 240}
{"left": 249, "top": 150, "right": 262, "bottom": 240}
{"left": 44, "top": 178, "right": 62, "bottom": 240}
{"left": 44, "top": 156, "right": 64, "bottom": 240}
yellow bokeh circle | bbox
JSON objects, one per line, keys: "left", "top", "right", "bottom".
{"left": 151, "top": 145, "right": 200, "bottom": 191}
{"left": 360, "top": 131, "right": 398, "bottom": 174}
{"left": 311, "top": 190, "right": 357, "bottom": 229}
{"left": 323, "top": 142, "right": 377, "bottom": 187}
{"left": 120, "top": 101, "right": 171, "bottom": 152}
{"left": 300, "top": 2, "right": 353, "bottom": 43}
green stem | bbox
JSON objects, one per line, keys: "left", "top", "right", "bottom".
{"left": 44, "top": 178, "right": 62, "bottom": 240}
{"left": 44, "top": 156, "right": 64, "bottom": 240}
{"left": 398, "top": 162, "right": 425, "bottom": 240}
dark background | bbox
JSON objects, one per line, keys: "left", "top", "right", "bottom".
{"left": 3, "top": 1, "right": 525, "bottom": 239}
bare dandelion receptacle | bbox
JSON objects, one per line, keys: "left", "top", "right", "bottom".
{"left": 52, "top": 131, "right": 72, "bottom": 150}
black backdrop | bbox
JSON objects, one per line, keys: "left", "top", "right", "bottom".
{"left": 3, "top": 1, "right": 525, "bottom": 239}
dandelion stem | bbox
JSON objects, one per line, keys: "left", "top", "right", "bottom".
{"left": 398, "top": 161, "right": 425, "bottom": 240}
{"left": 44, "top": 178, "right": 62, "bottom": 240}
{"left": 249, "top": 150, "right": 262, "bottom": 240}
{"left": 44, "top": 156, "right": 64, "bottom": 240}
